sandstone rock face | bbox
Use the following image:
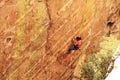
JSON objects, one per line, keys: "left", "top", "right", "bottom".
{"left": 0, "top": 0, "right": 120, "bottom": 80}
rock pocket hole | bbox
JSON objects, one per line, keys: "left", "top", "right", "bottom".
{"left": 6, "top": 37, "right": 12, "bottom": 43}
{"left": 107, "top": 21, "right": 114, "bottom": 27}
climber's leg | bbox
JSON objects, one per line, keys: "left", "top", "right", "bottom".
{"left": 68, "top": 45, "right": 78, "bottom": 54}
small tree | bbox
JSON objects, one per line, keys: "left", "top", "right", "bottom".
{"left": 81, "top": 36, "right": 120, "bottom": 80}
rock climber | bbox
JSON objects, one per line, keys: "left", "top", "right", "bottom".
{"left": 68, "top": 36, "right": 82, "bottom": 54}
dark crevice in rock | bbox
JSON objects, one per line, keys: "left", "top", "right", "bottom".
{"left": 38, "top": 0, "right": 42, "bottom": 3}
{"left": 107, "top": 21, "right": 115, "bottom": 27}
{"left": 118, "top": 10, "right": 120, "bottom": 16}
{"left": 45, "top": 0, "right": 52, "bottom": 56}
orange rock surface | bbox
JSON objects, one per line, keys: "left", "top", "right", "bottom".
{"left": 0, "top": 0, "right": 120, "bottom": 80}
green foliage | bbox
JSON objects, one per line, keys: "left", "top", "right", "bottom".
{"left": 100, "top": 36, "right": 120, "bottom": 53}
{"left": 81, "top": 36, "right": 120, "bottom": 80}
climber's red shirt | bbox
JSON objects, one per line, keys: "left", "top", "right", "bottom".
{"left": 74, "top": 40, "right": 82, "bottom": 49}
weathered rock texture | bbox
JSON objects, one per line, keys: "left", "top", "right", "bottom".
{"left": 0, "top": 0, "right": 120, "bottom": 80}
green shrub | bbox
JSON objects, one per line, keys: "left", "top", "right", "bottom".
{"left": 81, "top": 36, "right": 120, "bottom": 80}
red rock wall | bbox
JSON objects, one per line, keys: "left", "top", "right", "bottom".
{"left": 0, "top": 0, "right": 120, "bottom": 80}
{"left": 0, "top": 0, "right": 49, "bottom": 80}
